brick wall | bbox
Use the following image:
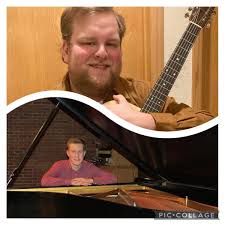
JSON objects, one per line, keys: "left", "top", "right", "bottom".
{"left": 7, "top": 98, "right": 102, "bottom": 188}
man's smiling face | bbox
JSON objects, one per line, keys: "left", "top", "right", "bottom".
{"left": 62, "top": 12, "right": 122, "bottom": 100}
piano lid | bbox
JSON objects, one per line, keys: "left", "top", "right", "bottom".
{"left": 49, "top": 97, "right": 218, "bottom": 191}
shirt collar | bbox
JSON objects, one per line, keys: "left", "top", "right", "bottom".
{"left": 62, "top": 73, "right": 131, "bottom": 103}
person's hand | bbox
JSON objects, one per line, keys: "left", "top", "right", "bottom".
{"left": 104, "top": 94, "right": 156, "bottom": 130}
{"left": 71, "top": 178, "right": 94, "bottom": 186}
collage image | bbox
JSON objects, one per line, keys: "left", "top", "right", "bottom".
{"left": 3, "top": 3, "right": 220, "bottom": 221}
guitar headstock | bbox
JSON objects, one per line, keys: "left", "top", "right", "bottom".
{"left": 188, "top": 7, "right": 215, "bottom": 28}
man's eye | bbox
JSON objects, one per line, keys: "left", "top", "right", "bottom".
{"left": 82, "top": 42, "right": 96, "bottom": 46}
{"left": 106, "top": 43, "right": 119, "bottom": 48}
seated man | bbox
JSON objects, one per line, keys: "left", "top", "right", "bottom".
{"left": 41, "top": 137, "right": 117, "bottom": 186}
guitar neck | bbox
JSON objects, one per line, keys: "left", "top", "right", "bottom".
{"left": 141, "top": 22, "right": 202, "bottom": 113}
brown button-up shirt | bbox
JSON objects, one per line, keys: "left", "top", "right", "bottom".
{"left": 57, "top": 73, "right": 214, "bottom": 131}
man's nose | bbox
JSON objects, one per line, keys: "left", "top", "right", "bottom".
{"left": 74, "top": 152, "right": 79, "bottom": 158}
{"left": 94, "top": 45, "right": 108, "bottom": 59}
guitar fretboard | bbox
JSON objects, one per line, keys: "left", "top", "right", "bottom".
{"left": 141, "top": 22, "right": 202, "bottom": 113}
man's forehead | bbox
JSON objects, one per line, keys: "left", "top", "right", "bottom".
{"left": 72, "top": 12, "right": 119, "bottom": 35}
{"left": 68, "top": 143, "right": 84, "bottom": 150}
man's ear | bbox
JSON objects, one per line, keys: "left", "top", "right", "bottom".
{"left": 61, "top": 40, "right": 70, "bottom": 64}
{"left": 83, "top": 151, "right": 86, "bottom": 157}
{"left": 66, "top": 150, "right": 69, "bottom": 158}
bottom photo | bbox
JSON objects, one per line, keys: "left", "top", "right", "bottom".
{"left": 7, "top": 97, "right": 218, "bottom": 218}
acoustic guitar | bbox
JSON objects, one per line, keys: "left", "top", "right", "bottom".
{"left": 105, "top": 7, "right": 215, "bottom": 113}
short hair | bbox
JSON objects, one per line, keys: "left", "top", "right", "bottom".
{"left": 66, "top": 137, "right": 86, "bottom": 151}
{"left": 61, "top": 7, "right": 126, "bottom": 44}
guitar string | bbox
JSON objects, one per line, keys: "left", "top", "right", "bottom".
{"left": 144, "top": 8, "right": 211, "bottom": 112}
{"left": 142, "top": 8, "right": 214, "bottom": 112}
{"left": 142, "top": 24, "right": 197, "bottom": 112}
{"left": 141, "top": 22, "right": 201, "bottom": 113}
{"left": 142, "top": 25, "right": 200, "bottom": 112}
{"left": 142, "top": 26, "right": 199, "bottom": 113}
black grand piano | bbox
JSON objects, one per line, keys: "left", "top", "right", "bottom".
{"left": 7, "top": 97, "right": 218, "bottom": 218}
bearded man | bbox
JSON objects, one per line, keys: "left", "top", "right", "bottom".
{"left": 58, "top": 7, "right": 213, "bottom": 131}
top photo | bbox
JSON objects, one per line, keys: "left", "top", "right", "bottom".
{"left": 7, "top": 7, "right": 218, "bottom": 131}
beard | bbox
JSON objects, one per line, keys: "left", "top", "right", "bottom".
{"left": 68, "top": 64, "right": 121, "bottom": 101}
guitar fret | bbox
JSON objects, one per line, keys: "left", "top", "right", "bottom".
{"left": 186, "top": 29, "right": 197, "bottom": 36}
{"left": 162, "top": 73, "right": 176, "bottom": 82}
{"left": 156, "top": 83, "right": 170, "bottom": 92}
{"left": 177, "top": 45, "right": 189, "bottom": 52}
{"left": 146, "top": 88, "right": 168, "bottom": 103}
{"left": 150, "top": 96, "right": 167, "bottom": 106}
{"left": 151, "top": 89, "right": 167, "bottom": 98}
{"left": 142, "top": 105, "right": 160, "bottom": 113}
{"left": 170, "top": 56, "right": 186, "bottom": 66}
{"left": 144, "top": 106, "right": 160, "bottom": 113}
{"left": 175, "top": 46, "right": 189, "bottom": 58}
{"left": 168, "top": 58, "right": 183, "bottom": 67}
{"left": 185, "top": 25, "right": 199, "bottom": 40}
{"left": 143, "top": 100, "right": 162, "bottom": 110}
{"left": 161, "top": 73, "right": 176, "bottom": 84}
{"left": 182, "top": 25, "right": 199, "bottom": 43}
{"left": 189, "top": 23, "right": 200, "bottom": 35}
{"left": 164, "top": 65, "right": 179, "bottom": 74}
{"left": 140, "top": 17, "right": 205, "bottom": 113}
{"left": 145, "top": 99, "right": 162, "bottom": 109}
{"left": 146, "top": 96, "right": 167, "bottom": 111}
{"left": 181, "top": 38, "right": 193, "bottom": 45}
{"left": 158, "top": 78, "right": 173, "bottom": 88}
{"left": 179, "top": 41, "right": 192, "bottom": 51}
{"left": 160, "top": 80, "right": 173, "bottom": 88}
{"left": 183, "top": 35, "right": 195, "bottom": 44}
{"left": 186, "top": 30, "right": 197, "bottom": 38}
{"left": 150, "top": 93, "right": 166, "bottom": 104}
{"left": 173, "top": 52, "right": 186, "bottom": 61}
{"left": 150, "top": 78, "right": 173, "bottom": 95}
{"left": 157, "top": 90, "right": 170, "bottom": 100}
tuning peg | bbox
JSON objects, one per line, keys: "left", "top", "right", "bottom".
{"left": 184, "top": 13, "right": 190, "bottom": 18}
{"left": 206, "top": 22, "right": 211, "bottom": 28}
{"left": 188, "top": 7, "right": 193, "bottom": 11}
